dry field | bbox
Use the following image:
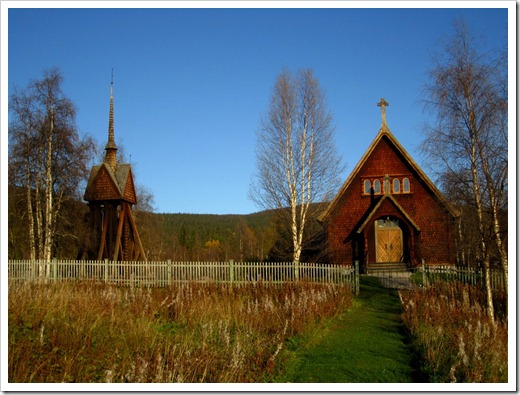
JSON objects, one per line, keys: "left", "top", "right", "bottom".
{"left": 400, "top": 283, "right": 508, "bottom": 382}
{"left": 8, "top": 280, "right": 352, "bottom": 383}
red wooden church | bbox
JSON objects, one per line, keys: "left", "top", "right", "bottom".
{"left": 320, "top": 99, "right": 458, "bottom": 272}
{"left": 80, "top": 81, "right": 146, "bottom": 261}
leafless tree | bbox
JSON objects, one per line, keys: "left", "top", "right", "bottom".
{"left": 421, "top": 20, "right": 508, "bottom": 322}
{"left": 250, "top": 69, "right": 343, "bottom": 264}
{"left": 9, "top": 68, "right": 95, "bottom": 264}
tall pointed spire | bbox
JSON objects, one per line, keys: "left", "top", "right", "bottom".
{"left": 104, "top": 69, "right": 118, "bottom": 170}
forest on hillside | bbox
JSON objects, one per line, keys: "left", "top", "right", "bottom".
{"left": 136, "top": 210, "right": 280, "bottom": 262}
{"left": 8, "top": 185, "right": 326, "bottom": 262}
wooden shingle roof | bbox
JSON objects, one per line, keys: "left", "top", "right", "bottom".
{"left": 84, "top": 162, "right": 137, "bottom": 204}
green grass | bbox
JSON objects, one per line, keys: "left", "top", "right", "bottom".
{"left": 277, "top": 276, "right": 423, "bottom": 383}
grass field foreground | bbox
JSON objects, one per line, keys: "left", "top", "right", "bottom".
{"left": 8, "top": 280, "right": 352, "bottom": 383}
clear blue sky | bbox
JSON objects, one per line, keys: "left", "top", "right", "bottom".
{"left": 5, "top": 3, "right": 510, "bottom": 214}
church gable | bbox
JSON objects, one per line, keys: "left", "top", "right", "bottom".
{"left": 359, "top": 134, "right": 412, "bottom": 179}
{"left": 321, "top": 127, "right": 457, "bottom": 225}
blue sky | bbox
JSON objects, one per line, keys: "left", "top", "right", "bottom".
{"left": 5, "top": 2, "right": 510, "bottom": 214}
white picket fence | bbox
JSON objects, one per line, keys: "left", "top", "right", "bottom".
{"left": 7, "top": 259, "right": 357, "bottom": 289}
{"left": 364, "top": 262, "right": 506, "bottom": 291}
{"left": 422, "top": 264, "right": 506, "bottom": 291}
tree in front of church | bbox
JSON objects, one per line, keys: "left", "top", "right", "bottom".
{"left": 250, "top": 69, "right": 343, "bottom": 264}
{"left": 421, "top": 19, "right": 507, "bottom": 323}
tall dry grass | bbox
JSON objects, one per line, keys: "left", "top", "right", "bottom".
{"left": 8, "top": 280, "right": 352, "bottom": 383}
{"left": 400, "top": 283, "right": 507, "bottom": 383}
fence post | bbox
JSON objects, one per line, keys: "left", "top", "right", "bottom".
{"left": 104, "top": 259, "right": 109, "bottom": 283}
{"left": 354, "top": 260, "right": 360, "bottom": 296}
{"left": 229, "top": 259, "right": 235, "bottom": 285}
{"left": 52, "top": 258, "right": 57, "bottom": 281}
{"left": 167, "top": 259, "right": 172, "bottom": 285}
{"left": 422, "top": 258, "right": 427, "bottom": 287}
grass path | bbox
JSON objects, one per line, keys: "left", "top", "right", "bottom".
{"left": 278, "top": 276, "right": 423, "bottom": 383}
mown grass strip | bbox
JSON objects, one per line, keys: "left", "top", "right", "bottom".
{"left": 277, "top": 276, "right": 423, "bottom": 383}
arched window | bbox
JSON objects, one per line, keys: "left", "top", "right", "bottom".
{"left": 363, "top": 180, "right": 371, "bottom": 194}
{"left": 403, "top": 178, "right": 410, "bottom": 193}
{"left": 373, "top": 179, "right": 381, "bottom": 194}
{"left": 393, "top": 178, "right": 400, "bottom": 193}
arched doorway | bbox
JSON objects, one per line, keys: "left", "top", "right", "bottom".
{"left": 374, "top": 217, "right": 403, "bottom": 262}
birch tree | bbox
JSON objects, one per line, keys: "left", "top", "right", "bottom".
{"left": 250, "top": 69, "right": 343, "bottom": 264}
{"left": 421, "top": 20, "right": 508, "bottom": 322}
{"left": 9, "top": 68, "right": 95, "bottom": 264}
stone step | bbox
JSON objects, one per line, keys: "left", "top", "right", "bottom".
{"left": 367, "top": 262, "right": 408, "bottom": 269}
{"left": 366, "top": 262, "right": 410, "bottom": 275}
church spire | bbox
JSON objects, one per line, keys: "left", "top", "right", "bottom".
{"left": 104, "top": 69, "right": 118, "bottom": 170}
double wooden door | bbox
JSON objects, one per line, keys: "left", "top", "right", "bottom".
{"left": 375, "top": 227, "right": 403, "bottom": 263}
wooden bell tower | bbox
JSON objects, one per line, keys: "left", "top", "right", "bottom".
{"left": 81, "top": 78, "right": 147, "bottom": 261}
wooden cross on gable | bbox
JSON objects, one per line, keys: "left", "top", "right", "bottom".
{"left": 377, "top": 98, "right": 389, "bottom": 126}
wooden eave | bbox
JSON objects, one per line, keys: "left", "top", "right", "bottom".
{"left": 118, "top": 165, "right": 137, "bottom": 204}
{"left": 355, "top": 194, "right": 421, "bottom": 234}
{"left": 319, "top": 125, "right": 459, "bottom": 222}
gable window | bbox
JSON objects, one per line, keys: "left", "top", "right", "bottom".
{"left": 363, "top": 180, "right": 371, "bottom": 194}
{"left": 403, "top": 178, "right": 410, "bottom": 193}
{"left": 393, "top": 178, "right": 400, "bottom": 193}
{"left": 373, "top": 179, "right": 381, "bottom": 194}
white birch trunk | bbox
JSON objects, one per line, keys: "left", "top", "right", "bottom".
{"left": 468, "top": 111, "right": 495, "bottom": 324}
{"left": 25, "top": 157, "right": 36, "bottom": 261}
{"left": 476, "top": 138, "right": 508, "bottom": 294}
{"left": 35, "top": 173, "right": 43, "bottom": 261}
{"left": 44, "top": 107, "right": 54, "bottom": 267}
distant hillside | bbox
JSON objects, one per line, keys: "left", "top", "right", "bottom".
{"left": 156, "top": 210, "right": 276, "bottom": 240}
{"left": 137, "top": 204, "right": 327, "bottom": 262}
{"left": 137, "top": 209, "right": 280, "bottom": 261}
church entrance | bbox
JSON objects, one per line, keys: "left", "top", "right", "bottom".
{"left": 375, "top": 218, "right": 403, "bottom": 262}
